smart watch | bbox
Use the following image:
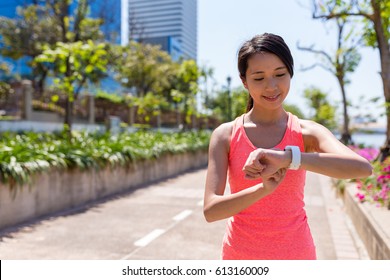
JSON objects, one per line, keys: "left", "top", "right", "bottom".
{"left": 284, "top": 145, "right": 301, "bottom": 170}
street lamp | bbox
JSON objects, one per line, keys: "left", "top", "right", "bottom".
{"left": 227, "top": 76, "right": 232, "bottom": 121}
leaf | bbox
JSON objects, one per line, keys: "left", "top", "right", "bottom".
{"left": 51, "top": 95, "right": 59, "bottom": 103}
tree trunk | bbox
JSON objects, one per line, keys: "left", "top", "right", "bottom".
{"left": 128, "top": 106, "right": 135, "bottom": 126}
{"left": 337, "top": 76, "right": 352, "bottom": 144}
{"left": 379, "top": 100, "right": 390, "bottom": 161}
{"left": 64, "top": 98, "right": 73, "bottom": 138}
{"left": 371, "top": 0, "right": 390, "bottom": 160}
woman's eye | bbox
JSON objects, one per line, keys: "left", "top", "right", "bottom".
{"left": 254, "top": 78, "right": 264, "bottom": 81}
{"left": 276, "top": 73, "right": 286, "bottom": 77}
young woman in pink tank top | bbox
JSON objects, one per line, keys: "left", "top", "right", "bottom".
{"left": 203, "top": 33, "right": 373, "bottom": 260}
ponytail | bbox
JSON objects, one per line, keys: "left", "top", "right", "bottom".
{"left": 246, "top": 95, "right": 253, "bottom": 112}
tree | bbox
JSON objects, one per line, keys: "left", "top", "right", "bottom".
{"left": 34, "top": 40, "right": 108, "bottom": 134}
{"left": 0, "top": 0, "right": 104, "bottom": 96}
{"left": 0, "top": 62, "right": 13, "bottom": 101}
{"left": 283, "top": 104, "right": 306, "bottom": 119}
{"left": 112, "top": 41, "right": 175, "bottom": 98}
{"left": 199, "top": 64, "right": 215, "bottom": 114}
{"left": 311, "top": 0, "right": 390, "bottom": 158}
{"left": 208, "top": 87, "right": 248, "bottom": 122}
{"left": 298, "top": 16, "right": 361, "bottom": 144}
{"left": 133, "top": 92, "right": 169, "bottom": 126}
{"left": 303, "top": 86, "right": 337, "bottom": 130}
{"left": 111, "top": 41, "right": 176, "bottom": 127}
{"left": 170, "top": 59, "right": 201, "bottom": 129}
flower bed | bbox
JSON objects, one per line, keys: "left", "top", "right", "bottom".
{"left": 349, "top": 146, "right": 390, "bottom": 210}
{"left": 340, "top": 145, "right": 390, "bottom": 259}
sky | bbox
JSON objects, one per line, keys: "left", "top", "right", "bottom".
{"left": 197, "top": 0, "right": 385, "bottom": 124}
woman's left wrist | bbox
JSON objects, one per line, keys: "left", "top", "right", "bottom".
{"left": 284, "top": 146, "right": 301, "bottom": 170}
{"left": 283, "top": 149, "right": 293, "bottom": 168}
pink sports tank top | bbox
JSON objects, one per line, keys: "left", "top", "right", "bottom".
{"left": 222, "top": 112, "right": 316, "bottom": 260}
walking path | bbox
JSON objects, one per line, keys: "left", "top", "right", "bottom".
{"left": 0, "top": 168, "right": 368, "bottom": 260}
{"left": 305, "top": 172, "right": 369, "bottom": 259}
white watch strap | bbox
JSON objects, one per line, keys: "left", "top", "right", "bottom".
{"left": 284, "top": 145, "right": 301, "bottom": 170}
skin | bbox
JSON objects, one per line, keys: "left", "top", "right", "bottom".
{"left": 203, "top": 52, "right": 372, "bottom": 223}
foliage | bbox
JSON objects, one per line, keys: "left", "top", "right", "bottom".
{"left": 0, "top": 61, "right": 14, "bottom": 100}
{"left": 0, "top": 4, "right": 59, "bottom": 60}
{"left": 303, "top": 86, "right": 337, "bottom": 129}
{"left": 110, "top": 41, "right": 193, "bottom": 124}
{"left": 348, "top": 146, "right": 389, "bottom": 209}
{"left": 95, "top": 90, "right": 124, "bottom": 104}
{"left": 314, "top": 0, "right": 389, "bottom": 46}
{"left": 230, "top": 88, "right": 249, "bottom": 120}
{"left": 207, "top": 87, "right": 247, "bottom": 122}
{"left": 34, "top": 40, "right": 108, "bottom": 131}
{"left": 35, "top": 40, "right": 108, "bottom": 97}
{"left": 299, "top": 10, "right": 362, "bottom": 144}
{"left": 134, "top": 92, "right": 169, "bottom": 122}
{"left": 0, "top": 130, "right": 211, "bottom": 188}
{"left": 32, "top": 100, "right": 65, "bottom": 115}
{"left": 283, "top": 104, "right": 305, "bottom": 119}
{"left": 112, "top": 41, "right": 175, "bottom": 97}
{"left": 199, "top": 64, "right": 216, "bottom": 111}
{"left": 170, "top": 59, "right": 201, "bottom": 126}
{"left": 0, "top": 0, "right": 104, "bottom": 92}
{"left": 312, "top": 0, "right": 390, "bottom": 158}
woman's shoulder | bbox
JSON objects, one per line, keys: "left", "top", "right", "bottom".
{"left": 207, "top": 121, "right": 235, "bottom": 154}
{"left": 210, "top": 115, "right": 245, "bottom": 149}
{"left": 298, "top": 119, "right": 333, "bottom": 135}
{"left": 211, "top": 121, "right": 235, "bottom": 143}
{"left": 298, "top": 119, "right": 336, "bottom": 152}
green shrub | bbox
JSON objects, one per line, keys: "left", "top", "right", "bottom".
{"left": 0, "top": 130, "right": 211, "bottom": 188}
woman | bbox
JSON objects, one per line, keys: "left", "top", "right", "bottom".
{"left": 203, "top": 33, "right": 372, "bottom": 260}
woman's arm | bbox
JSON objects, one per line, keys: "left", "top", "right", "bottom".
{"left": 242, "top": 120, "right": 372, "bottom": 180}
{"left": 203, "top": 123, "right": 285, "bottom": 223}
{"left": 300, "top": 120, "right": 372, "bottom": 179}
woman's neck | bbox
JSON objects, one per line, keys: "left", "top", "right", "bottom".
{"left": 245, "top": 107, "right": 287, "bottom": 126}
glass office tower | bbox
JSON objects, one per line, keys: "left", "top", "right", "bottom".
{"left": 126, "top": 0, "right": 197, "bottom": 61}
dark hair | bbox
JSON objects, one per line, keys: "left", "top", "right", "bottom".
{"left": 237, "top": 33, "right": 294, "bottom": 112}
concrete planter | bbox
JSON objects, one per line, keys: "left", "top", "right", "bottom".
{"left": 0, "top": 150, "right": 208, "bottom": 232}
{"left": 344, "top": 184, "right": 390, "bottom": 259}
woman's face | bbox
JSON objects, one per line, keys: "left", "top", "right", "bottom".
{"left": 241, "top": 52, "right": 291, "bottom": 111}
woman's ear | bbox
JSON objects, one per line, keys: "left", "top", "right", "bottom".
{"left": 240, "top": 76, "right": 248, "bottom": 89}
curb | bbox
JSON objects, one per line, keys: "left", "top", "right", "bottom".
{"left": 344, "top": 184, "right": 390, "bottom": 259}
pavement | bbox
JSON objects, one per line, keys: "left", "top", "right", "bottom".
{"left": 0, "top": 168, "right": 369, "bottom": 260}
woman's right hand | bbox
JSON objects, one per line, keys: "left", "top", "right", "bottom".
{"left": 262, "top": 168, "right": 287, "bottom": 194}
{"left": 243, "top": 148, "right": 291, "bottom": 180}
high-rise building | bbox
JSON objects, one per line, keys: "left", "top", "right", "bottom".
{"left": 125, "top": 0, "right": 197, "bottom": 61}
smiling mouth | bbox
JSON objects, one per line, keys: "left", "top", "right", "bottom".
{"left": 262, "top": 94, "right": 280, "bottom": 102}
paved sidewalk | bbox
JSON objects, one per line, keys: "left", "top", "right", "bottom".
{"left": 304, "top": 172, "right": 369, "bottom": 259}
{"left": 0, "top": 168, "right": 368, "bottom": 260}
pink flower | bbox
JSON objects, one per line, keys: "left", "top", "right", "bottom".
{"left": 383, "top": 165, "right": 390, "bottom": 172}
{"left": 356, "top": 193, "right": 365, "bottom": 202}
